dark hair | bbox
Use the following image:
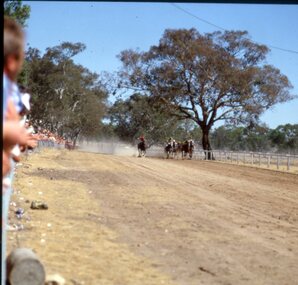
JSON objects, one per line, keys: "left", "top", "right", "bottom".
{"left": 4, "top": 16, "right": 24, "bottom": 64}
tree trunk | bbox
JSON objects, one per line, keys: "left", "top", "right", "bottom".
{"left": 201, "top": 128, "right": 214, "bottom": 160}
{"left": 73, "top": 136, "right": 77, "bottom": 148}
{"left": 72, "top": 129, "right": 82, "bottom": 148}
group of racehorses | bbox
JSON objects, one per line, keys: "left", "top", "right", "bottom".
{"left": 137, "top": 139, "right": 194, "bottom": 159}
{"left": 164, "top": 140, "right": 194, "bottom": 159}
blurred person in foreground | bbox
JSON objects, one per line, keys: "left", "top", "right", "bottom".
{"left": 2, "top": 16, "right": 37, "bottom": 285}
{"left": 3, "top": 16, "right": 27, "bottom": 175}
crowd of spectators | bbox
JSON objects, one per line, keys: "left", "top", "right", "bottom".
{"left": 27, "top": 124, "right": 67, "bottom": 148}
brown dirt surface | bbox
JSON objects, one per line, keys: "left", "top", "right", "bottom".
{"left": 7, "top": 149, "right": 298, "bottom": 285}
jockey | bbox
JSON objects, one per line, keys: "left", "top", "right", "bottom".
{"left": 167, "top": 137, "right": 173, "bottom": 146}
{"left": 189, "top": 138, "right": 194, "bottom": 149}
{"left": 139, "top": 135, "right": 145, "bottom": 142}
{"left": 172, "top": 139, "right": 176, "bottom": 147}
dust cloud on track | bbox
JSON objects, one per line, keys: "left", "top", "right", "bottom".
{"left": 9, "top": 149, "right": 298, "bottom": 285}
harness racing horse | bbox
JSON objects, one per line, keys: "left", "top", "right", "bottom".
{"left": 65, "top": 141, "right": 75, "bottom": 150}
{"left": 181, "top": 140, "right": 194, "bottom": 159}
{"left": 173, "top": 142, "right": 182, "bottom": 159}
{"left": 137, "top": 141, "right": 146, "bottom": 157}
{"left": 164, "top": 142, "right": 173, "bottom": 159}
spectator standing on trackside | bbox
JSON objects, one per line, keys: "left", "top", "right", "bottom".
{"left": 2, "top": 16, "right": 29, "bottom": 285}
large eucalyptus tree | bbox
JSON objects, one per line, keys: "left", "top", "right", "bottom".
{"left": 118, "top": 28, "right": 295, "bottom": 158}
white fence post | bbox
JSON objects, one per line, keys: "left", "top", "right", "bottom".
{"left": 287, "top": 155, "right": 290, "bottom": 171}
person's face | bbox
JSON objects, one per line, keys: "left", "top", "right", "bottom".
{"left": 5, "top": 50, "right": 24, "bottom": 81}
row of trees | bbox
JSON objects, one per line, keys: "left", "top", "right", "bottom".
{"left": 211, "top": 124, "right": 298, "bottom": 153}
{"left": 5, "top": 1, "right": 108, "bottom": 144}
{"left": 5, "top": 1, "right": 297, "bottom": 154}
{"left": 23, "top": 43, "right": 108, "bottom": 145}
{"left": 107, "top": 93, "right": 201, "bottom": 147}
{"left": 105, "top": 93, "right": 298, "bottom": 153}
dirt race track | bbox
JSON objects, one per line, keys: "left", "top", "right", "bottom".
{"left": 8, "top": 149, "right": 298, "bottom": 285}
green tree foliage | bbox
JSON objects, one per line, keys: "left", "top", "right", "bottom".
{"left": 244, "top": 124, "right": 271, "bottom": 152}
{"left": 24, "top": 42, "right": 107, "bottom": 143}
{"left": 211, "top": 123, "right": 298, "bottom": 153}
{"left": 118, "top": 28, "right": 295, "bottom": 158}
{"left": 108, "top": 93, "right": 200, "bottom": 146}
{"left": 269, "top": 124, "right": 298, "bottom": 153}
{"left": 4, "top": 0, "right": 31, "bottom": 27}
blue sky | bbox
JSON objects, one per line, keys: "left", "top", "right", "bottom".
{"left": 23, "top": 1, "right": 298, "bottom": 128}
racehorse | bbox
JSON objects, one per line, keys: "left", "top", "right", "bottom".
{"left": 137, "top": 141, "right": 146, "bottom": 157}
{"left": 65, "top": 140, "right": 75, "bottom": 150}
{"left": 164, "top": 142, "right": 173, "bottom": 159}
{"left": 181, "top": 140, "right": 194, "bottom": 159}
{"left": 173, "top": 141, "right": 182, "bottom": 159}
{"left": 172, "top": 141, "right": 183, "bottom": 159}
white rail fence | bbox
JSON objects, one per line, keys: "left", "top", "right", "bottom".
{"left": 201, "top": 150, "right": 298, "bottom": 171}
{"left": 146, "top": 148, "right": 298, "bottom": 172}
